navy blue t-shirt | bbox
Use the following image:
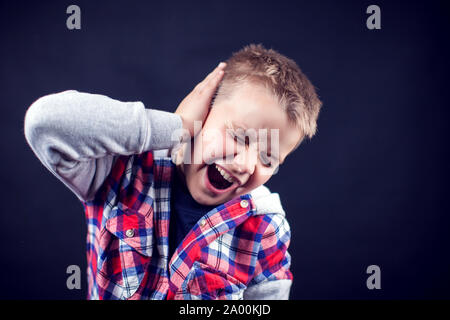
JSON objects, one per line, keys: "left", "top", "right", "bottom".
{"left": 168, "top": 169, "right": 216, "bottom": 259}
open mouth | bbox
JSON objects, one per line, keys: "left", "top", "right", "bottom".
{"left": 207, "top": 164, "right": 234, "bottom": 190}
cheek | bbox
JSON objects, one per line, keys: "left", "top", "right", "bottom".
{"left": 199, "top": 128, "right": 232, "bottom": 162}
{"left": 238, "top": 171, "right": 272, "bottom": 194}
{"left": 183, "top": 160, "right": 203, "bottom": 179}
{"left": 253, "top": 171, "right": 271, "bottom": 186}
{"left": 184, "top": 165, "right": 205, "bottom": 197}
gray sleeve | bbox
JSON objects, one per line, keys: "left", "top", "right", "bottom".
{"left": 24, "top": 90, "right": 183, "bottom": 202}
{"left": 243, "top": 279, "right": 292, "bottom": 300}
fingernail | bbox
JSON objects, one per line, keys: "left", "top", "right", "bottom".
{"left": 218, "top": 62, "right": 226, "bottom": 68}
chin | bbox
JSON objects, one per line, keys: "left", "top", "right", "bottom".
{"left": 188, "top": 186, "right": 221, "bottom": 206}
{"left": 186, "top": 179, "right": 229, "bottom": 207}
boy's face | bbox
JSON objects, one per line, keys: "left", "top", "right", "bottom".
{"left": 178, "top": 82, "right": 302, "bottom": 206}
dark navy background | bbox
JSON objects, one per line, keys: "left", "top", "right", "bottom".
{"left": 1, "top": 0, "right": 449, "bottom": 299}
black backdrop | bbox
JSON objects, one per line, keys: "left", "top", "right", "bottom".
{"left": 1, "top": 0, "right": 449, "bottom": 299}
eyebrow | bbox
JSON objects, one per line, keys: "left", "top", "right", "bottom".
{"left": 228, "top": 120, "right": 247, "bottom": 131}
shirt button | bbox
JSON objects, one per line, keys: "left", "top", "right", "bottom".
{"left": 200, "top": 219, "right": 206, "bottom": 227}
{"left": 240, "top": 200, "right": 249, "bottom": 208}
{"left": 125, "top": 229, "right": 135, "bottom": 238}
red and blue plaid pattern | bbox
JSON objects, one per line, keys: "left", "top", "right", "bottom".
{"left": 82, "top": 151, "right": 292, "bottom": 300}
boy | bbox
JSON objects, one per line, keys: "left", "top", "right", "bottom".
{"left": 24, "top": 44, "right": 322, "bottom": 300}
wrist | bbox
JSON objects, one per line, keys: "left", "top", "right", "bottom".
{"left": 175, "top": 113, "right": 192, "bottom": 142}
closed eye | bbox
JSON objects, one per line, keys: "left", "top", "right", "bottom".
{"left": 230, "top": 130, "right": 249, "bottom": 146}
{"left": 259, "top": 152, "right": 273, "bottom": 168}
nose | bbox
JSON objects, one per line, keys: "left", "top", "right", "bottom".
{"left": 231, "top": 145, "right": 258, "bottom": 177}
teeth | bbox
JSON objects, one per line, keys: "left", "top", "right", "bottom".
{"left": 216, "top": 165, "right": 234, "bottom": 183}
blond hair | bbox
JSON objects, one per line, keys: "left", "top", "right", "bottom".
{"left": 214, "top": 43, "right": 322, "bottom": 140}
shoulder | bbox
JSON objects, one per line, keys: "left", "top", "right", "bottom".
{"left": 244, "top": 197, "right": 292, "bottom": 284}
{"left": 250, "top": 185, "right": 286, "bottom": 217}
{"left": 246, "top": 185, "right": 291, "bottom": 248}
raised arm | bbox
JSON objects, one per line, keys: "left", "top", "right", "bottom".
{"left": 24, "top": 90, "right": 182, "bottom": 202}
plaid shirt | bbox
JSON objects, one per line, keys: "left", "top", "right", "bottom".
{"left": 82, "top": 150, "right": 292, "bottom": 300}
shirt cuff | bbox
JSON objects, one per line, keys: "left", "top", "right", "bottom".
{"left": 143, "top": 109, "right": 184, "bottom": 151}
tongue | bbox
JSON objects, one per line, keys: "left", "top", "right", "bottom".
{"left": 207, "top": 165, "right": 233, "bottom": 190}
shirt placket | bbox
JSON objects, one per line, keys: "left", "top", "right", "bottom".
{"left": 148, "top": 158, "right": 176, "bottom": 298}
{"left": 166, "top": 196, "right": 255, "bottom": 299}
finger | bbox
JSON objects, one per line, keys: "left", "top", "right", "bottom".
{"left": 201, "top": 69, "right": 224, "bottom": 102}
{"left": 205, "top": 62, "right": 226, "bottom": 82}
{"left": 200, "top": 63, "right": 224, "bottom": 89}
{"left": 206, "top": 69, "right": 224, "bottom": 91}
{"left": 199, "top": 66, "right": 225, "bottom": 94}
{"left": 196, "top": 62, "right": 226, "bottom": 91}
